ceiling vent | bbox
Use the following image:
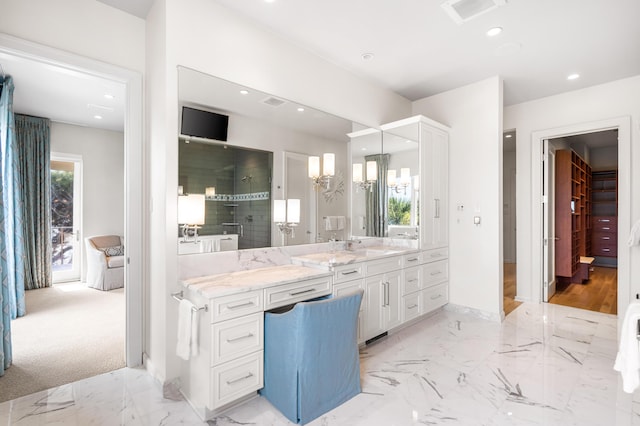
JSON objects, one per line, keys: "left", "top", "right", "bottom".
{"left": 262, "top": 96, "right": 286, "bottom": 107}
{"left": 441, "top": 0, "right": 507, "bottom": 25}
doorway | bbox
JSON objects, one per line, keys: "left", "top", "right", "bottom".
{"left": 51, "top": 154, "right": 82, "bottom": 283}
{"left": 503, "top": 130, "right": 521, "bottom": 316}
{"left": 544, "top": 130, "right": 619, "bottom": 314}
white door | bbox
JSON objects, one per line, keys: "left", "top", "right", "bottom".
{"left": 542, "top": 140, "right": 556, "bottom": 301}
{"left": 284, "top": 152, "right": 315, "bottom": 245}
{"left": 51, "top": 154, "right": 82, "bottom": 283}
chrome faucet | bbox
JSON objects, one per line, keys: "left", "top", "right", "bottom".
{"left": 346, "top": 238, "right": 362, "bottom": 251}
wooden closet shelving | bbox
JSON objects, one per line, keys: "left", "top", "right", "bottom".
{"left": 591, "top": 170, "right": 618, "bottom": 260}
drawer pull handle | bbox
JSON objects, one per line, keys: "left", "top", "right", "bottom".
{"left": 226, "top": 333, "right": 254, "bottom": 343}
{"left": 341, "top": 270, "right": 358, "bottom": 275}
{"left": 599, "top": 219, "right": 611, "bottom": 223}
{"left": 226, "top": 372, "right": 253, "bottom": 385}
{"left": 430, "top": 271, "right": 442, "bottom": 276}
{"left": 408, "top": 279, "right": 419, "bottom": 283}
{"left": 430, "top": 253, "right": 442, "bottom": 258}
{"left": 602, "top": 227, "right": 610, "bottom": 230}
{"left": 227, "top": 301, "right": 254, "bottom": 310}
{"left": 290, "top": 288, "right": 316, "bottom": 296}
{"left": 407, "top": 258, "right": 419, "bottom": 262}
{"left": 602, "top": 249, "right": 611, "bottom": 252}
{"left": 408, "top": 304, "right": 418, "bottom": 309}
{"left": 430, "top": 294, "right": 443, "bottom": 300}
{"left": 602, "top": 237, "right": 610, "bottom": 240}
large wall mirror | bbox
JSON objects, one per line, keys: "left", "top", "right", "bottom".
{"left": 350, "top": 121, "right": 420, "bottom": 240}
{"left": 177, "top": 66, "right": 354, "bottom": 254}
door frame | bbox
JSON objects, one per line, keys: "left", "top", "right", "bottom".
{"left": 0, "top": 34, "right": 145, "bottom": 366}
{"left": 51, "top": 152, "right": 83, "bottom": 283}
{"left": 531, "top": 116, "right": 630, "bottom": 311}
{"left": 542, "top": 140, "right": 556, "bottom": 302}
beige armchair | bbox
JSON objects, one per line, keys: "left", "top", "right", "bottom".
{"left": 85, "top": 235, "right": 125, "bottom": 290}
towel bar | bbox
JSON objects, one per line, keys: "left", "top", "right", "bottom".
{"left": 171, "top": 291, "right": 208, "bottom": 313}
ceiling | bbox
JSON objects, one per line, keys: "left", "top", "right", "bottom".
{"left": 3, "top": 0, "right": 638, "bottom": 136}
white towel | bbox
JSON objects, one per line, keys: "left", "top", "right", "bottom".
{"left": 614, "top": 302, "right": 640, "bottom": 393}
{"left": 325, "top": 216, "right": 345, "bottom": 231}
{"left": 628, "top": 219, "right": 640, "bottom": 247}
{"left": 176, "top": 298, "right": 199, "bottom": 360}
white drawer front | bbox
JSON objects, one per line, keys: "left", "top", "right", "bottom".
{"left": 211, "top": 313, "right": 263, "bottom": 366}
{"left": 423, "top": 283, "right": 448, "bottom": 314}
{"left": 422, "top": 260, "right": 448, "bottom": 288}
{"left": 402, "top": 292, "right": 422, "bottom": 322}
{"left": 423, "top": 248, "right": 449, "bottom": 263}
{"left": 211, "top": 290, "right": 263, "bottom": 324}
{"left": 211, "top": 351, "right": 263, "bottom": 409}
{"left": 402, "top": 252, "right": 423, "bottom": 268}
{"left": 333, "top": 263, "right": 365, "bottom": 284}
{"left": 366, "top": 255, "right": 402, "bottom": 276}
{"left": 264, "top": 276, "right": 332, "bottom": 310}
{"left": 402, "top": 266, "right": 422, "bottom": 295}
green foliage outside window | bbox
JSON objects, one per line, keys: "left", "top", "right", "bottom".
{"left": 388, "top": 197, "right": 411, "bottom": 225}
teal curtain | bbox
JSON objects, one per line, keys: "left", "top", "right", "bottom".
{"left": 0, "top": 75, "right": 15, "bottom": 375}
{"left": 365, "top": 154, "right": 389, "bottom": 237}
{"left": 15, "top": 114, "right": 51, "bottom": 290}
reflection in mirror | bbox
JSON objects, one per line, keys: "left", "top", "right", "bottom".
{"left": 383, "top": 131, "right": 419, "bottom": 239}
{"left": 178, "top": 66, "right": 354, "bottom": 254}
{"left": 349, "top": 129, "right": 383, "bottom": 237}
{"left": 179, "top": 141, "right": 273, "bottom": 251}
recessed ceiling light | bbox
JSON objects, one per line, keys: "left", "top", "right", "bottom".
{"left": 297, "top": 107, "right": 305, "bottom": 112}
{"left": 239, "top": 90, "right": 249, "bottom": 95}
{"left": 505, "top": 134, "right": 512, "bottom": 138}
{"left": 487, "top": 27, "right": 502, "bottom": 37}
{"left": 567, "top": 73, "right": 580, "bottom": 80}
{"left": 361, "top": 147, "right": 367, "bottom": 151}
{"left": 362, "top": 52, "right": 374, "bottom": 60}
{"left": 264, "top": 0, "right": 275, "bottom": 3}
{"left": 94, "top": 115, "right": 103, "bottom": 120}
{"left": 103, "top": 93, "right": 114, "bottom": 100}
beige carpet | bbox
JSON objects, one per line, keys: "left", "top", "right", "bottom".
{"left": 0, "top": 282, "right": 125, "bottom": 402}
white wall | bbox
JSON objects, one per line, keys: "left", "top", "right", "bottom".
{"left": 413, "top": 76, "right": 504, "bottom": 319}
{"left": 0, "top": 0, "right": 145, "bottom": 73}
{"left": 504, "top": 75, "right": 640, "bottom": 311}
{"left": 146, "top": 0, "right": 412, "bottom": 383}
{"left": 50, "top": 122, "right": 125, "bottom": 281}
{"left": 590, "top": 146, "right": 618, "bottom": 171}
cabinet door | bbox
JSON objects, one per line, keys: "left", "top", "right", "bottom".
{"left": 420, "top": 123, "right": 449, "bottom": 249}
{"left": 362, "top": 276, "right": 384, "bottom": 341}
{"left": 383, "top": 270, "right": 402, "bottom": 331}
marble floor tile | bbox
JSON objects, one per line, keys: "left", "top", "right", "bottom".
{"left": 0, "top": 302, "right": 633, "bottom": 426}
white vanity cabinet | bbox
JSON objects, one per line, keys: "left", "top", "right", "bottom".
{"left": 360, "top": 256, "right": 403, "bottom": 342}
{"left": 180, "top": 266, "right": 333, "bottom": 421}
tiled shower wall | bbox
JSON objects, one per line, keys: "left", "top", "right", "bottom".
{"left": 178, "top": 140, "right": 272, "bottom": 249}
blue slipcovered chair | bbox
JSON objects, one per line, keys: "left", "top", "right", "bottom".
{"left": 261, "top": 289, "right": 364, "bottom": 425}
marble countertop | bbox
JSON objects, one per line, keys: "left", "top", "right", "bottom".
{"left": 181, "top": 264, "right": 333, "bottom": 299}
{"left": 291, "top": 245, "right": 419, "bottom": 268}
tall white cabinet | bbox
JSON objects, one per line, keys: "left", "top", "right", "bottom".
{"left": 380, "top": 115, "right": 449, "bottom": 250}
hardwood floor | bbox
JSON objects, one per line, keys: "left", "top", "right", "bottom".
{"left": 549, "top": 266, "right": 618, "bottom": 315}
{"left": 503, "top": 263, "right": 522, "bottom": 316}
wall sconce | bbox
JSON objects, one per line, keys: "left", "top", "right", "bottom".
{"left": 388, "top": 167, "right": 411, "bottom": 194}
{"left": 178, "top": 185, "right": 184, "bottom": 195}
{"left": 352, "top": 160, "right": 378, "bottom": 191}
{"left": 178, "top": 194, "right": 205, "bottom": 243}
{"left": 205, "top": 186, "right": 216, "bottom": 199}
{"left": 274, "top": 199, "right": 300, "bottom": 238}
{"left": 308, "top": 153, "right": 335, "bottom": 190}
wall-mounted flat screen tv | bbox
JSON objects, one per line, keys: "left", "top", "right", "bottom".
{"left": 181, "top": 106, "right": 229, "bottom": 141}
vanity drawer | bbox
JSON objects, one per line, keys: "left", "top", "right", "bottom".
{"left": 402, "top": 252, "right": 423, "bottom": 268}
{"left": 210, "top": 351, "right": 263, "bottom": 409}
{"left": 402, "top": 292, "right": 422, "bottom": 322}
{"left": 422, "top": 247, "right": 448, "bottom": 263}
{"left": 366, "top": 255, "right": 402, "bottom": 276}
{"left": 333, "top": 263, "right": 365, "bottom": 284}
{"left": 210, "top": 290, "right": 263, "bottom": 324}
{"left": 402, "top": 266, "right": 422, "bottom": 295}
{"left": 264, "top": 276, "right": 332, "bottom": 310}
{"left": 422, "top": 260, "right": 448, "bottom": 288}
{"left": 211, "top": 313, "right": 263, "bottom": 366}
{"left": 423, "top": 283, "right": 448, "bottom": 314}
